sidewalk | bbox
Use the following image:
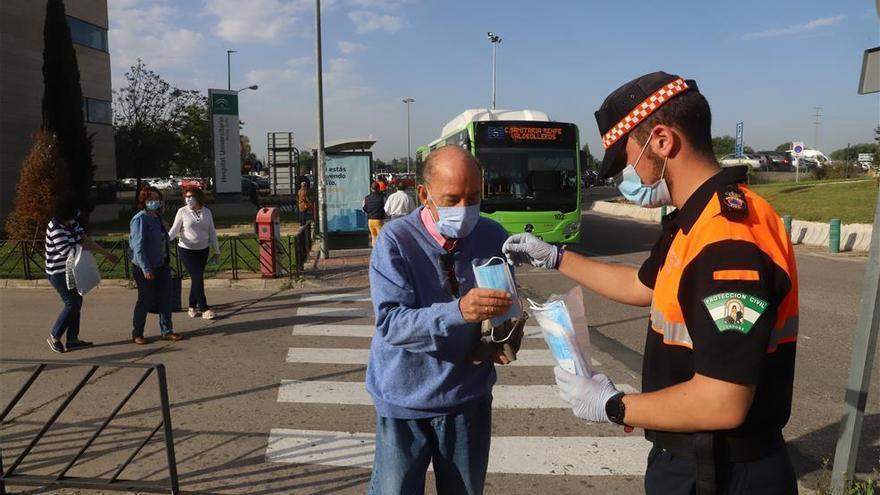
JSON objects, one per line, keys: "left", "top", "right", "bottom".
{"left": 301, "top": 248, "right": 372, "bottom": 289}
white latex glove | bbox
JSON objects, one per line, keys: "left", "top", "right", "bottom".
{"left": 502, "top": 233, "right": 558, "bottom": 269}
{"left": 553, "top": 366, "right": 621, "bottom": 423}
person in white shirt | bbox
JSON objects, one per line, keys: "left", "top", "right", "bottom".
{"left": 168, "top": 187, "right": 220, "bottom": 319}
{"left": 383, "top": 183, "right": 416, "bottom": 221}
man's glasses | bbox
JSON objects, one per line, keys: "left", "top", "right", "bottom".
{"left": 439, "top": 252, "right": 459, "bottom": 297}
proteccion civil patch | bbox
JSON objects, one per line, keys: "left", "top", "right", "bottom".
{"left": 702, "top": 292, "right": 768, "bottom": 334}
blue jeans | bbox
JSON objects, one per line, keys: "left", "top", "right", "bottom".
{"left": 47, "top": 272, "right": 82, "bottom": 341}
{"left": 178, "top": 247, "right": 209, "bottom": 310}
{"left": 132, "top": 263, "right": 173, "bottom": 337}
{"left": 368, "top": 398, "right": 492, "bottom": 495}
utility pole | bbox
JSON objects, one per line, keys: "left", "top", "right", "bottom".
{"left": 813, "top": 106, "right": 822, "bottom": 150}
{"left": 226, "top": 50, "right": 236, "bottom": 90}
{"left": 314, "top": 0, "right": 329, "bottom": 259}
{"left": 487, "top": 32, "right": 502, "bottom": 110}
{"left": 402, "top": 97, "right": 414, "bottom": 175}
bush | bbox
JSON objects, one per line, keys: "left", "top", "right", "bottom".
{"left": 811, "top": 164, "right": 865, "bottom": 181}
{"left": 4, "top": 129, "right": 72, "bottom": 240}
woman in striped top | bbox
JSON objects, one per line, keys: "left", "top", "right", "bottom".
{"left": 45, "top": 195, "right": 118, "bottom": 353}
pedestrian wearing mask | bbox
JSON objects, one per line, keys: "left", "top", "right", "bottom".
{"left": 169, "top": 186, "right": 220, "bottom": 320}
{"left": 504, "top": 72, "right": 799, "bottom": 494}
{"left": 366, "top": 145, "right": 514, "bottom": 494}
{"left": 45, "top": 195, "right": 119, "bottom": 353}
{"left": 362, "top": 181, "right": 386, "bottom": 247}
{"left": 129, "top": 186, "right": 183, "bottom": 344}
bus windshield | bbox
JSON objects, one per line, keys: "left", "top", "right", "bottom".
{"left": 477, "top": 147, "right": 578, "bottom": 213}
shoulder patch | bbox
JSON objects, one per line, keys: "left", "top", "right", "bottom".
{"left": 702, "top": 292, "right": 768, "bottom": 334}
{"left": 718, "top": 185, "right": 749, "bottom": 220}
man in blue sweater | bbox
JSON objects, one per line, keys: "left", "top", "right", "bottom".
{"left": 366, "top": 145, "right": 514, "bottom": 494}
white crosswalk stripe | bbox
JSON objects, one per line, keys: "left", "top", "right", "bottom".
{"left": 268, "top": 290, "right": 648, "bottom": 483}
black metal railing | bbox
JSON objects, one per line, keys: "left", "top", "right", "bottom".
{"left": 0, "top": 222, "right": 315, "bottom": 281}
{"left": 0, "top": 359, "right": 179, "bottom": 495}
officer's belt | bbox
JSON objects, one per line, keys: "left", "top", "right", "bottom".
{"left": 646, "top": 429, "right": 785, "bottom": 463}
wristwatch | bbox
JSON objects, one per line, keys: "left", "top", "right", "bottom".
{"left": 605, "top": 392, "right": 627, "bottom": 426}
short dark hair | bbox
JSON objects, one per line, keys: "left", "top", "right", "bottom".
{"left": 52, "top": 194, "right": 78, "bottom": 222}
{"left": 137, "top": 186, "right": 162, "bottom": 210}
{"left": 371, "top": 181, "right": 381, "bottom": 193}
{"left": 630, "top": 91, "right": 714, "bottom": 158}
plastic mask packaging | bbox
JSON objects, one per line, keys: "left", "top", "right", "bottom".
{"left": 528, "top": 296, "right": 592, "bottom": 377}
{"left": 473, "top": 256, "right": 522, "bottom": 327}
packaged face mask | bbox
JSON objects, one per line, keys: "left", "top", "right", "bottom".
{"left": 473, "top": 257, "right": 522, "bottom": 327}
{"left": 528, "top": 289, "right": 592, "bottom": 377}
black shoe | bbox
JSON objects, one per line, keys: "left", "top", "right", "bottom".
{"left": 66, "top": 339, "right": 93, "bottom": 349}
{"left": 47, "top": 336, "right": 65, "bottom": 353}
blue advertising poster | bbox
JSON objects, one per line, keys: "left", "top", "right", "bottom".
{"left": 325, "top": 153, "right": 371, "bottom": 233}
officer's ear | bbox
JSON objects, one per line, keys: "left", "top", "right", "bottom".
{"left": 649, "top": 125, "right": 679, "bottom": 160}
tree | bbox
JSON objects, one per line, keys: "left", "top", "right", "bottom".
{"left": 775, "top": 142, "right": 793, "bottom": 153}
{"left": 112, "top": 59, "right": 205, "bottom": 197}
{"left": 712, "top": 135, "right": 735, "bottom": 158}
{"left": 829, "top": 143, "right": 878, "bottom": 162}
{"left": 580, "top": 144, "right": 597, "bottom": 170}
{"left": 174, "top": 104, "right": 211, "bottom": 178}
{"left": 42, "top": 0, "right": 93, "bottom": 219}
{"left": 743, "top": 146, "right": 755, "bottom": 154}
{"left": 5, "top": 130, "right": 72, "bottom": 240}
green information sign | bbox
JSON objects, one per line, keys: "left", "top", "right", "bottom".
{"left": 211, "top": 92, "right": 238, "bottom": 115}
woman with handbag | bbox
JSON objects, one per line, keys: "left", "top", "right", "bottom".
{"left": 45, "top": 195, "right": 118, "bottom": 353}
{"left": 168, "top": 186, "right": 219, "bottom": 320}
{"left": 129, "top": 186, "right": 183, "bottom": 345}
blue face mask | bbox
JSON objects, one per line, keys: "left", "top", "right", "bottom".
{"left": 617, "top": 133, "right": 672, "bottom": 208}
{"left": 145, "top": 200, "right": 163, "bottom": 211}
{"left": 427, "top": 189, "right": 481, "bottom": 239}
{"left": 473, "top": 256, "right": 522, "bottom": 327}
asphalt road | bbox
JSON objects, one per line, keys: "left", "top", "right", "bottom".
{"left": 0, "top": 188, "right": 877, "bottom": 494}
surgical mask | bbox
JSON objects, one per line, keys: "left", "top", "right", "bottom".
{"left": 185, "top": 196, "right": 196, "bottom": 207}
{"left": 617, "top": 133, "right": 672, "bottom": 208}
{"left": 528, "top": 296, "right": 592, "bottom": 377}
{"left": 145, "top": 200, "right": 163, "bottom": 211}
{"left": 473, "top": 256, "right": 522, "bottom": 328}
{"left": 427, "top": 188, "right": 481, "bottom": 239}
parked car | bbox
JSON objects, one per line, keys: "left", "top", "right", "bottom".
{"left": 756, "top": 151, "right": 792, "bottom": 171}
{"left": 582, "top": 170, "right": 599, "bottom": 188}
{"left": 179, "top": 177, "right": 203, "bottom": 189}
{"left": 719, "top": 154, "right": 762, "bottom": 169}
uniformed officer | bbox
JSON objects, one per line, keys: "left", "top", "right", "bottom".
{"left": 503, "top": 71, "right": 798, "bottom": 494}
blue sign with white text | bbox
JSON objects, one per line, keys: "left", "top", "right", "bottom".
{"left": 735, "top": 122, "right": 744, "bottom": 157}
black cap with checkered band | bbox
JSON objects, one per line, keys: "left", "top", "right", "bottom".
{"left": 594, "top": 71, "right": 699, "bottom": 180}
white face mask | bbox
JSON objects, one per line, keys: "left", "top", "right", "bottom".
{"left": 185, "top": 196, "right": 196, "bottom": 207}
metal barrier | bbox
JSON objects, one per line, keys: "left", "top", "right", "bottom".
{"left": 0, "top": 359, "right": 180, "bottom": 495}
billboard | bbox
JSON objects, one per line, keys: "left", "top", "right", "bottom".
{"left": 209, "top": 89, "right": 240, "bottom": 194}
{"left": 325, "top": 153, "right": 371, "bottom": 233}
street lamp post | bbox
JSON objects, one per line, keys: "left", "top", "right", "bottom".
{"left": 237, "top": 85, "right": 259, "bottom": 93}
{"left": 314, "top": 0, "right": 329, "bottom": 259}
{"left": 487, "top": 32, "right": 502, "bottom": 109}
{"left": 402, "top": 97, "right": 414, "bottom": 175}
{"left": 227, "top": 49, "right": 237, "bottom": 90}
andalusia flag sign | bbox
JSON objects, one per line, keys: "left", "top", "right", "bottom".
{"left": 702, "top": 292, "right": 768, "bottom": 334}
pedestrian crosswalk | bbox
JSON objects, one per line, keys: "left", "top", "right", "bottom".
{"left": 266, "top": 289, "right": 651, "bottom": 485}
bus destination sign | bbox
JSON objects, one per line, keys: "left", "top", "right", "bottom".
{"left": 479, "top": 122, "right": 575, "bottom": 148}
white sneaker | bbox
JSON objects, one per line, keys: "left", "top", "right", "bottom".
{"left": 202, "top": 309, "right": 216, "bottom": 320}
{"left": 188, "top": 308, "right": 199, "bottom": 318}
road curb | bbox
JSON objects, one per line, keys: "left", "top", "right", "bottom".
{"left": 0, "top": 277, "right": 307, "bottom": 290}
{"left": 589, "top": 200, "right": 873, "bottom": 252}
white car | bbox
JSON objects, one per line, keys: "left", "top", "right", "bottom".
{"left": 720, "top": 154, "right": 762, "bottom": 169}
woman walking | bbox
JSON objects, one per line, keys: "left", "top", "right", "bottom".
{"left": 169, "top": 186, "right": 219, "bottom": 320}
{"left": 129, "top": 186, "right": 183, "bottom": 344}
{"left": 297, "top": 181, "right": 312, "bottom": 225}
{"left": 45, "top": 195, "right": 118, "bottom": 353}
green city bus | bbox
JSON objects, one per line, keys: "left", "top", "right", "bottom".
{"left": 416, "top": 109, "right": 581, "bottom": 243}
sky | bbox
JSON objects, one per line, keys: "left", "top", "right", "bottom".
{"left": 107, "top": 0, "right": 880, "bottom": 162}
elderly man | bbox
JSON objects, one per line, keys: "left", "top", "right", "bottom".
{"left": 366, "top": 145, "right": 513, "bottom": 494}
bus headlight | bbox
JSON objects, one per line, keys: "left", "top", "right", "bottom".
{"left": 564, "top": 222, "right": 579, "bottom": 237}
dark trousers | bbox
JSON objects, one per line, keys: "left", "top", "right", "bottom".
{"left": 132, "top": 264, "right": 173, "bottom": 337}
{"left": 178, "top": 246, "right": 209, "bottom": 310}
{"left": 298, "top": 208, "right": 309, "bottom": 225}
{"left": 47, "top": 272, "right": 82, "bottom": 342}
{"left": 644, "top": 445, "right": 797, "bottom": 495}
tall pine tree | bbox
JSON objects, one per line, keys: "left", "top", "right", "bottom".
{"left": 42, "top": 0, "right": 94, "bottom": 219}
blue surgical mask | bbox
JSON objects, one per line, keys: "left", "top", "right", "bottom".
{"left": 473, "top": 256, "right": 522, "bottom": 327}
{"left": 427, "top": 189, "right": 481, "bottom": 239}
{"left": 617, "top": 133, "right": 672, "bottom": 208}
{"left": 145, "top": 200, "right": 163, "bottom": 211}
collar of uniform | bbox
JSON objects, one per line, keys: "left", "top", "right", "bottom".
{"left": 672, "top": 166, "right": 748, "bottom": 234}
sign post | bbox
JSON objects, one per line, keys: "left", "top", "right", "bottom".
{"left": 792, "top": 141, "right": 805, "bottom": 183}
{"left": 735, "top": 122, "right": 744, "bottom": 158}
{"left": 208, "top": 89, "right": 241, "bottom": 195}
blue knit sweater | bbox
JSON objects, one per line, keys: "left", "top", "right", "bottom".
{"left": 366, "top": 207, "right": 510, "bottom": 419}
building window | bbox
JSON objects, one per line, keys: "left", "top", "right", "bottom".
{"left": 66, "top": 16, "right": 108, "bottom": 52}
{"left": 82, "top": 98, "right": 112, "bottom": 124}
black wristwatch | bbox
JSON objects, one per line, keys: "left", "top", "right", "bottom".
{"left": 605, "top": 392, "right": 627, "bottom": 426}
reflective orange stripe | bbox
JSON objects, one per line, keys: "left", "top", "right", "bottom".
{"left": 713, "top": 269, "right": 760, "bottom": 281}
